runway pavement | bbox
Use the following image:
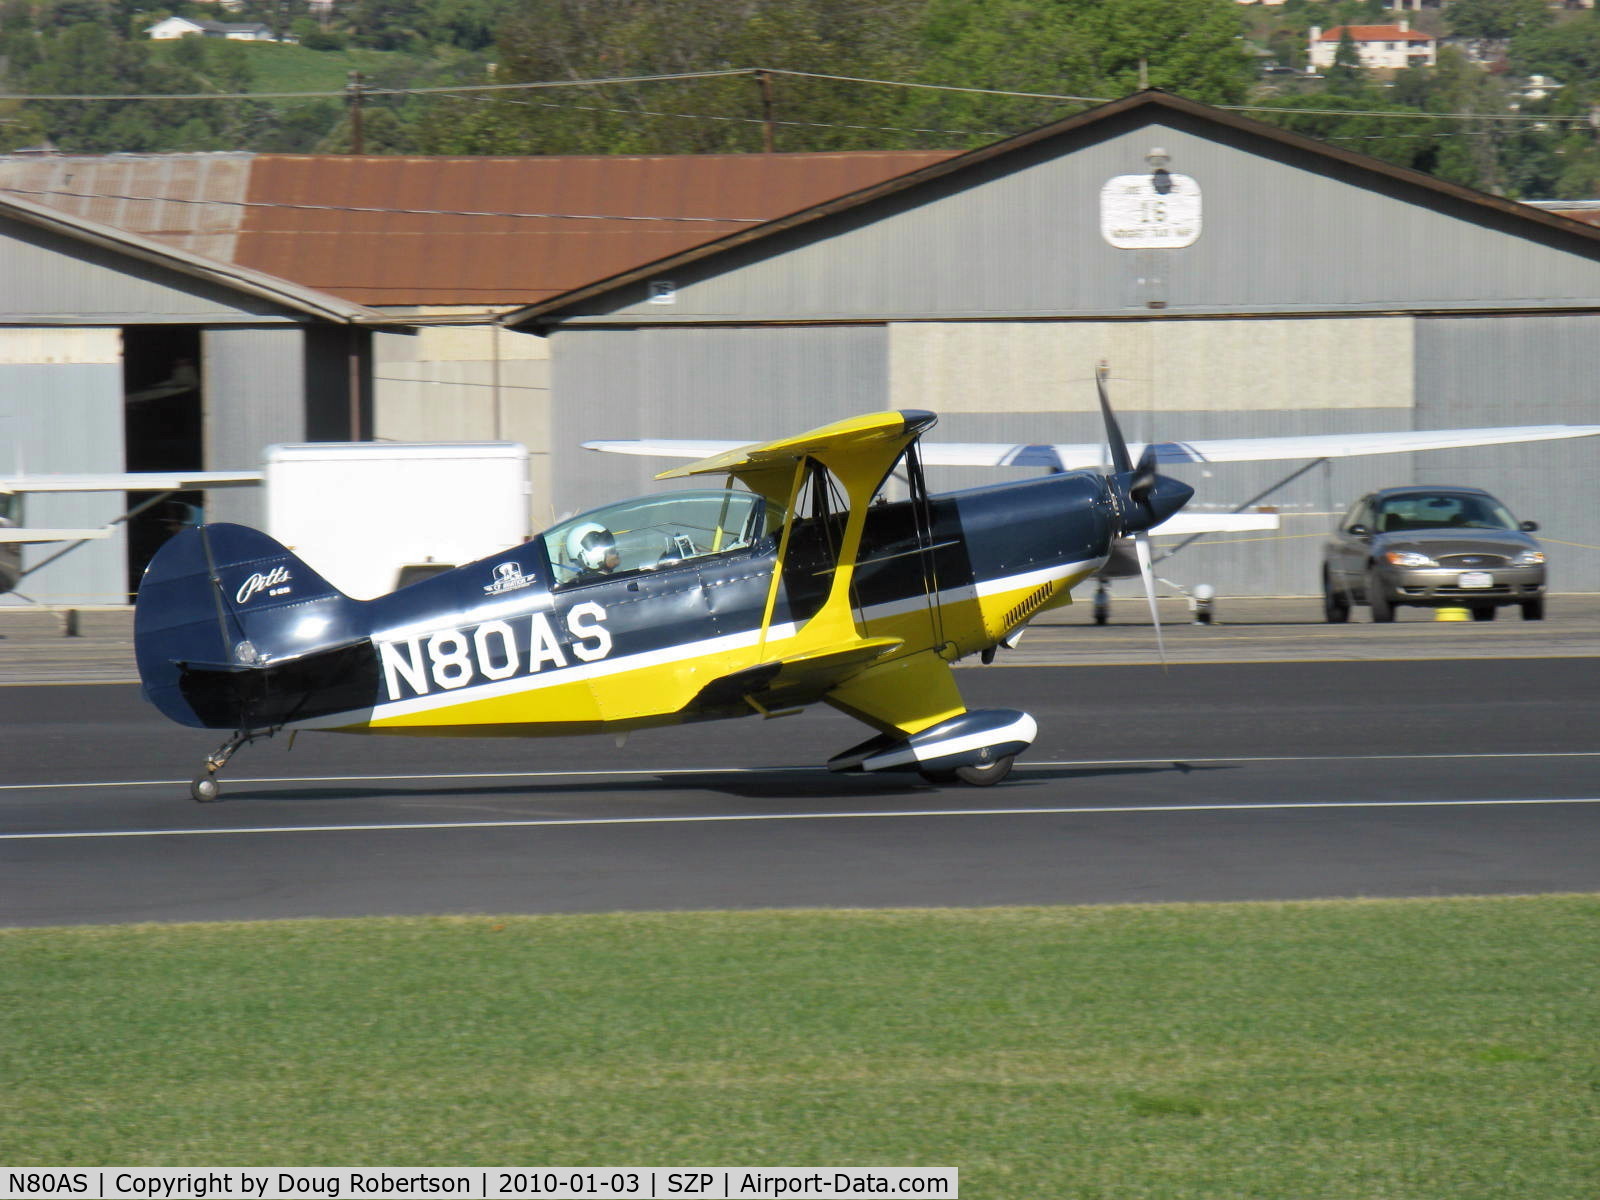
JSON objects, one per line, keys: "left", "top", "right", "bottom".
{"left": 3, "top": 658, "right": 1599, "bottom": 925}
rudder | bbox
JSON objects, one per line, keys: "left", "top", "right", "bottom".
{"left": 135, "top": 523, "right": 377, "bottom": 729}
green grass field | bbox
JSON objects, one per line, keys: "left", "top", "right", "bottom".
{"left": 4, "top": 896, "right": 1598, "bottom": 1198}
{"left": 149, "top": 41, "right": 411, "bottom": 96}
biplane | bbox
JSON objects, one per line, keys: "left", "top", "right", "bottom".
{"left": 133, "top": 371, "right": 1190, "bottom": 801}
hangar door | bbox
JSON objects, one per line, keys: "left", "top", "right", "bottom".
{"left": 0, "top": 328, "right": 126, "bottom": 605}
{"left": 889, "top": 317, "right": 1419, "bottom": 597}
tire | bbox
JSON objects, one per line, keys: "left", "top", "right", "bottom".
{"left": 1367, "top": 572, "right": 1395, "bottom": 623}
{"left": 1521, "top": 598, "right": 1545, "bottom": 621}
{"left": 190, "top": 775, "right": 220, "bottom": 803}
{"left": 1472, "top": 607, "right": 1497, "bottom": 622}
{"left": 919, "top": 754, "right": 1016, "bottom": 787}
{"left": 1322, "top": 571, "right": 1350, "bottom": 624}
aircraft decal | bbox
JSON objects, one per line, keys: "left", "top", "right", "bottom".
{"left": 377, "top": 601, "right": 612, "bottom": 702}
{"left": 235, "top": 565, "right": 293, "bottom": 604}
{"left": 483, "top": 560, "right": 533, "bottom": 595}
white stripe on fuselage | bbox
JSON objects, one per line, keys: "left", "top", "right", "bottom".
{"left": 302, "top": 556, "right": 1103, "bottom": 729}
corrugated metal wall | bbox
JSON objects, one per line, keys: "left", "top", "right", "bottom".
{"left": 0, "top": 330, "right": 125, "bottom": 605}
{"left": 550, "top": 325, "right": 889, "bottom": 519}
{"left": 372, "top": 325, "right": 552, "bottom": 522}
{"left": 202, "top": 326, "right": 327, "bottom": 529}
{"left": 554, "top": 116, "right": 1600, "bottom": 326}
{"left": 1413, "top": 313, "right": 1600, "bottom": 592}
{"left": 0, "top": 218, "right": 287, "bottom": 324}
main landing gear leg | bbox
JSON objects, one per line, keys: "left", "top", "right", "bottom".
{"left": 191, "top": 729, "right": 264, "bottom": 803}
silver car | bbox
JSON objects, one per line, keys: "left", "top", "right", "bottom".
{"left": 1322, "top": 486, "right": 1546, "bottom": 622}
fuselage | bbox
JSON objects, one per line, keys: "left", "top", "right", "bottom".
{"left": 309, "top": 469, "right": 1118, "bottom": 737}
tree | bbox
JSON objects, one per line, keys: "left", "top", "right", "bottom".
{"left": 1509, "top": 13, "right": 1600, "bottom": 87}
{"left": 1326, "top": 26, "right": 1364, "bottom": 94}
{"left": 1448, "top": 0, "right": 1553, "bottom": 44}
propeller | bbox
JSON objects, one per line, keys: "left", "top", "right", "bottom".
{"left": 1093, "top": 362, "right": 1192, "bottom": 667}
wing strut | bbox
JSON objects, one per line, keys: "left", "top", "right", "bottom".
{"left": 903, "top": 438, "right": 948, "bottom": 655}
{"left": 756, "top": 456, "right": 810, "bottom": 657}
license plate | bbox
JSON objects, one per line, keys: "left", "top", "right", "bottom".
{"left": 1458, "top": 571, "right": 1493, "bottom": 589}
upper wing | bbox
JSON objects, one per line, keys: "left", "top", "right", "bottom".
{"left": 589, "top": 425, "right": 1600, "bottom": 471}
{"left": 649, "top": 410, "right": 937, "bottom": 482}
{"left": 0, "top": 470, "right": 262, "bottom": 494}
{"left": 922, "top": 425, "right": 1600, "bottom": 470}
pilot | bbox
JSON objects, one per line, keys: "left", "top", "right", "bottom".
{"left": 567, "top": 522, "right": 621, "bottom": 580}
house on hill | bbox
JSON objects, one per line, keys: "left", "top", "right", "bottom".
{"left": 1309, "top": 22, "right": 1439, "bottom": 70}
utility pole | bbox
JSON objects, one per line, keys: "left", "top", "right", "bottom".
{"left": 755, "top": 69, "right": 775, "bottom": 153}
{"left": 346, "top": 71, "right": 365, "bottom": 154}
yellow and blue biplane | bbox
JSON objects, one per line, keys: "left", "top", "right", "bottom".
{"left": 133, "top": 369, "right": 1191, "bottom": 800}
{"left": 130, "top": 367, "right": 1600, "bottom": 801}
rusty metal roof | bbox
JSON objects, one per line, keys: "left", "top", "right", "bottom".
{"left": 0, "top": 149, "right": 957, "bottom": 308}
{"left": 232, "top": 151, "right": 957, "bottom": 307}
{"left": 0, "top": 152, "right": 253, "bottom": 262}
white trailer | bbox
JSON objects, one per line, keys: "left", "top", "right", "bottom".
{"left": 264, "top": 442, "right": 531, "bottom": 599}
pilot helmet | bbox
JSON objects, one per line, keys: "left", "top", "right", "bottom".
{"left": 567, "top": 522, "right": 616, "bottom": 571}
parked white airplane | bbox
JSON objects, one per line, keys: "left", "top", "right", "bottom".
{"left": 0, "top": 469, "right": 261, "bottom": 595}
{"left": 586, "top": 369, "right": 1600, "bottom": 622}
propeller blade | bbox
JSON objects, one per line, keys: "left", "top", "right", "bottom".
{"left": 1134, "top": 530, "right": 1167, "bottom": 670}
{"left": 1130, "top": 442, "right": 1159, "bottom": 507}
{"left": 1094, "top": 361, "right": 1134, "bottom": 476}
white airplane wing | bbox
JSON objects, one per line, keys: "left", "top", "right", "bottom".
{"left": 1150, "top": 512, "right": 1279, "bottom": 536}
{"left": 0, "top": 527, "right": 113, "bottom": 543}
{"left": 0, "top": 469, "right": 262, "bottom": 494}
{"left": 588, "top": 425, "right": 1600, "bottom": 471}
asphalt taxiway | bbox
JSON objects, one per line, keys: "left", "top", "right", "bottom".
{"left": 3, "top": 649, "right": 1598, "bottom": 927}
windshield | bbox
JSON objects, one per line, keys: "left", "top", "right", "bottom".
{"left": 1374, "top": 493, "right": 1518, "bottom": 533}
{"left": 543, "top": 489, "right": 773, "bottom": 587}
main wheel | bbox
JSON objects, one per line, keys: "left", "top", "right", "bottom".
{"left": 1472, "top": 606, "right": 1497, "bottom": 621}
{"left": 1322, "top": 571, "right": 1350, "bottom": 624}
{"left": 1367, "top": 572, "right": 1395, "bottom": 623}
{"left": 190, "top": 775, "right": 220, "bottom": 803}
{"left": 1521, "top": 598, "right": 1545, "bottom": 621}
{"left": 921, "top": 754, "right": 1016, "bottom": 787}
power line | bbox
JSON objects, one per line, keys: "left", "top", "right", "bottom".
{"left": 434, "top": 89, "right": 1009, "bottom": 140}
{"left": 0, "top": 64, "right": 1590, "bottom": 130}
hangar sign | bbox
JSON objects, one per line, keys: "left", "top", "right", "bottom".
{"left": 1100, "top": 173, "right": 1202, "bottom": 248}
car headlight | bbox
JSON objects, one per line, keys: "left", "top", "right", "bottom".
{"left": 1512, "top": 550, "right": 1546, "bottom": 566}
{"left": 1383, "top": 550, "right": 1437, "bottom": 567}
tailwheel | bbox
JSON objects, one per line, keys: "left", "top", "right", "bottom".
{"left": 189, "top": 727, "right": 272, "bottom": 803}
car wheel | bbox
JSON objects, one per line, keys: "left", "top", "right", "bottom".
{"left": 1367, "top": 571, "right": 1395, "bottom": 623}
{"left": 1472, "top": 607, "right": 1497, "bottom": 622}
{"left": 1521, "top": 598, "right": 1545, "bottom": 621}
{"left": 1322, "top": 571, "right": 1350, "bottom": 624}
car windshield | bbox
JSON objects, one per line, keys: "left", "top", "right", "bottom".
{"left": 542, "top": 489, "right": 774, "bottom": 587}
{"left": 1374, "top": 493, "right": 1518, "bottom": 533}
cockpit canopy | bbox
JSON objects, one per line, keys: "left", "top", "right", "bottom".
{"left": 542, "top": 489, "right": 774, "bottom": 587}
